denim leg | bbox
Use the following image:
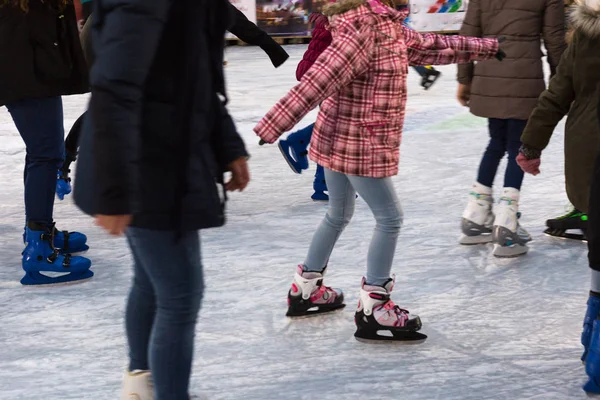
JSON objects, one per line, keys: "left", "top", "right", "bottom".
{"left": 6, "top": 97, "right": 64, "bottom": 226}
{"left": 126, "top": 234, "right": 157, "bottom": 372}
{"left": 476, "top": 118, "right": 507, "bottom": 188}
{"left": 347, "top": 176, "right": 403, "bottom": 286}
{"left": 304, "top": 168, "right": 356, "bottom": 271}
{"left": 504, "top": 119, "right": 528, "bottom": 190}
{"left": 125, "top": 228, "right": 204, "bottom": 400}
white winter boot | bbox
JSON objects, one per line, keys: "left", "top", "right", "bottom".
{"left": 492, "top": 188, "right": 531, "bottom": 257}
{"left": 120, "top": 370, "right": 154, "bottom": 400}
{"left": 460, "top": 182, "right": 494, "bottom": 244}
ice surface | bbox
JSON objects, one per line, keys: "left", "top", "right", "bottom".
{"left": 0, "top": 45, "right": 590, "bottom": 400}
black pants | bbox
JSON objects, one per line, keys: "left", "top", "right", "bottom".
{"left": 65, "top": 111, "right": 85, "bottom": 157}
{"left": 588, "top": 152, "right": 600, "bottom": 271}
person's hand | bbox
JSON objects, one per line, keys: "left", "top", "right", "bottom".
{"left": 95, "top": 215, "right": 132, "bottom": 236}
{"left": 457, "top": 84, "right": 471, "bottom": 107}
{"left": 226, "top": 157, "right": 250, "bottom": 192}
{"left": 516, "top": 152, "right": 541, "bottom": 176}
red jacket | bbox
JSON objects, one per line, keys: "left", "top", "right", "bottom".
{"left": 255, "top": 0, "right": 499, "bottom": 178}
{"left": 296, "top": 13, "right": 332, "bottom": 81}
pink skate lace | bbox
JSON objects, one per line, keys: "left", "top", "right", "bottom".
{"left": 374, "top": 298, "right": 409, "bottom": 327}
{"left": 310, "top": 284, "right": 338, "bottom": 304}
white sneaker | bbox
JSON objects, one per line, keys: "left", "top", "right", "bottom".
{"left": 460, "top": 182, "right": 494, "bottom": 244}
{"left": 121, "top": 370, "right": 154, "bottom": 400}
{"left": 492, "top": 188, "right": 531, "bottom": 257}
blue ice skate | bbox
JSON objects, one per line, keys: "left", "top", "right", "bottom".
{"left": 583, "top": 295, "right": 600, "bottom": 362}
{"left": 585, "top": 319, "right": 600, "bottom": 394}
{"left": 278, "top": 123, "right": 314, "bottom": 174}
{"left": 56, "top": 169, "right": 72, "bottom": 200}
{"left": 312, "top": 164, "right": 329, "bottom": 202}
{"left": 23, "top": 225, "right": 89, "bottom": 254}
{"left": 21, "top": 222, "right": 93, "bottom": 285}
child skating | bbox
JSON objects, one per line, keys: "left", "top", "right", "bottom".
{"left": 255, "top": 0, "right": 503, "bottom": 343}
{"left": 457, "top": 0, "right": 566, "bottom": 257}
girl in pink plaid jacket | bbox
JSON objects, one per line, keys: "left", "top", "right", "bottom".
{"left": 254, "top": 0, "right": 503, "bottom": 343}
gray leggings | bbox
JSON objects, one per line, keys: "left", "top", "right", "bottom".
{"left": 304, "top": 168, "right": 403, "bottom": 286}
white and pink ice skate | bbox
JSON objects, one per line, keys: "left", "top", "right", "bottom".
{"left": 286, "top": 265, "right": 346, "bottom": 317}
{"left": 354, "top": 277, "right": 427, "bottom": 343}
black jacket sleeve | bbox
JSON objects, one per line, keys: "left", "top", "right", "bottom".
{"left": 227, "top": 3, "right": 289, "bottom": 68}
{"left": 212, "top": 100, "right": 249, "bottom": 170}
{"left": 90, "top": 0, "right": 171, "bottom": 215}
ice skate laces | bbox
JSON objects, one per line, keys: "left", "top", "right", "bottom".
{"left": 374, "top": 297, "right": 409, "bottom": 327}
{"left": 40, "top": 232, "right": 71, "bottom": 266}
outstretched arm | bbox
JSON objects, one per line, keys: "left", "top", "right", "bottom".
{"left": 254, "top": 22, "right": 373, "bottom": 143}
{"left": 404, "top": 26, "right": 498, "bottom": 66}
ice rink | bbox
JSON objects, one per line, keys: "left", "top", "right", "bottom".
{"left": 0, "top": 45, "right": 590, "bottom": 400}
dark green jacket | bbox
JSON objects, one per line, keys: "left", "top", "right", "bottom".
{"left": 521, "top": 2, "right": 600, "bottom": 213}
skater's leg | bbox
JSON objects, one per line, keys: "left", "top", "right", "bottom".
{"left": 304, "top": 168, "right": 356, "bottom": 272}
{"left": 126, "top": 228, "right": 203, "bottom": 399}
{"left": 65, "top": 112, "right": 85, "bottom": 157}
{"left": 6, "top": 97, "right": 64, "bottom": 226}
{"left": 347, "top": 176, "right": 403, "bottom": 286}
{"left": 477, "top": 118, "right": 507, "bottom": 188}
{"left": 125, "top": 235, "right": 157, "bottom": 372}
{"left": 413, "top": 65, "right": 427, "bottom": 76}
{"left": 503, "top": 119, "right": 527, "bottom": 190}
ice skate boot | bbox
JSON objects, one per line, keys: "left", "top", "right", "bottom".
{"left": 492, "top": 188, "right": 531, "bottom": 257}
{"left": 582, "top": 294, "right": 600, "bottom": 362}
{"left": 421, "top": 67, "right": 441, "bottom": 90}
{"left": 460, "top": 182, "right": 494, "bottom": 245}
{"left": 584, "top": 319, "right": 600, "bottom": 394}
{"left": 56, "top": 151, "right": 76, "bottom": 200}
{"left": 278, "top": 124, "right": 313, "bottom": 174}
{"left": 22, "top": 224, "right": 89, "bottom": 255}
{"left": 311, "top": 164, "right": 328, "bottom": 202}
{"left": 121, "top": 370, "right": 154, "bottom": 400}
{"left": 21, "top": 222, "right": 93, "bottom": 285}
{"left": 545, "top": 207, "right": 588, "bottom": 241}
{"left": 286, "top": 265, "right": 345, "bottom": 317}
{"left": 354, "top": 277, "right": 427, "bottom": 343}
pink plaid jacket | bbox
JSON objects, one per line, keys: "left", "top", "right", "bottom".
{"left": 255, "top": 2, "right": 500, "bottom": 178}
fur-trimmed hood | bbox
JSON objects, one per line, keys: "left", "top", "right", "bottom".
{"left": 571, "top": 0, "right": 600, "bottom": 37}
{"left": 322, "top": 0, "right": 407, "bottom": 23}
{"left": 323, "top": 0, "right": 366, "bottom": 16}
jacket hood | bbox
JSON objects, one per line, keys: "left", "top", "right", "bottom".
{"left": 571, "top": 0, "right": 600, "bottom": 37}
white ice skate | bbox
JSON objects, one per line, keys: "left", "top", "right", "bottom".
{"left": 120, "top": 370, "right": 154, "bottom": 400}
{"left": 286, "top": 265, "right": 345, "bottom": 317}
{"left": 492, "top": 188, "right": 531, "bottom": 257}
{"left": 460, "top": 182, "right": 494, "bottom": 245}
{"left": 354, "top": 277, "right": 427, "bottom": 343}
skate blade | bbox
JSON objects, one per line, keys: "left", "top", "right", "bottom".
{"left": 492, "top": 244, "right": 528, "bottom": 258}
{"left": 21, "top": 270, "right": 94, "bottom": 286}
{"left": 544, "top": 228, "right": 587, "bottom": 242}
{"left": 459, "top": 234, "right": 492, "bottom": 245}
{"left": 278, "top": 141, "right": 302, "bottom": 174}
{"left": 354, "top": 330, "right": 427, "bottom": 344}
{"left": 286, "top": 304, "right": 346, "bottom": 318}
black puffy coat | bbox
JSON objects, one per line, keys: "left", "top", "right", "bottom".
{"left": 0, "top": 0, "right": 89, "bottom": 107}
{"left": 74, "top": 0, "right": 248, "bottom": 231}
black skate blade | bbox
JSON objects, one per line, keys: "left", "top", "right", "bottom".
{"left": 544, "top": 228, "right": 587, "bottom": 242}
{"left": 286, "top": 303, "right": 346, "bottom": 318}
{"left": 354, "top": 329, "right": 427, "bottom": 344}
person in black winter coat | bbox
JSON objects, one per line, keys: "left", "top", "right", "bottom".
{"left": 73, "top": 0, "right": 249, "bottom": 398}
{"left": 0, "top": 0, "right": 92, "bottom": 285}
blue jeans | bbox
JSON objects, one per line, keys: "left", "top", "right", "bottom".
{"left": 126, "top": 228, "right": 204, "bottom": 400}
{"left": 477, "top": 118, "right": 527, "bottom": 190}
{"left": 6, "top": 97, "right": 64, "bottom": 226}
{"left": 304, "top": 169, "right": 403, "bottom": 286}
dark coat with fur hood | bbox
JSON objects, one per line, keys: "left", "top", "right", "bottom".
{"left": 521, "top": 0, "right": 600, "bottom": 213}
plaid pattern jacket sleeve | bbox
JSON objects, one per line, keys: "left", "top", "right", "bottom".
{"left": 254, "top": 21, "right": 373, "bottom": 144}
{"left": 403, "top": 26, "right": 498, "bottom": 66}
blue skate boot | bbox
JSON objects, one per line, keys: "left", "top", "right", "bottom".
{"left": 584, "top": 319, "right": 600, "bottom": 394}
{"left": 278, "top": 123, "right": 313, "bottom": 174}
{"left": 22, "top": 224, "right": 89, "bottom": 255}
{"left": 21, "top": 222, "right": 93, "bottom": 285}
{"left": 311, "top": 164, "right": 328, "bottom": 202}
{"left": 582, "top": 293, "right": 600, "bottom": 362}
{"left": 56, "top": 151, "right": 76, "bottom": 200}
